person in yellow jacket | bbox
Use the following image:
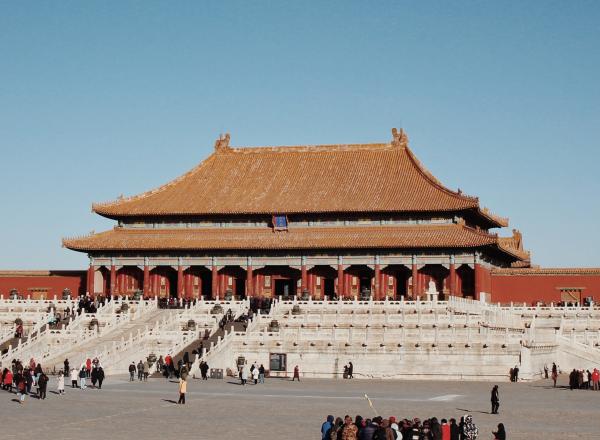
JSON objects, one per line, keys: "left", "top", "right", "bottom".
{"left": 178, "top": 377, "right": 187, "bottom": 404}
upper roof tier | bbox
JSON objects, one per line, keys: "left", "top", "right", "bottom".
{"left": 92, "top": 129, "right": 508, "bottom": 227}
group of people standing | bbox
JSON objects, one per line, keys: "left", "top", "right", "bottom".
{"left": 321, "top": 414, "right": 505, "bottom": 440}
{"left": 65, "top": 357, "right": 105, "bottom": 389}
{"left": 238, "top": 361, "right": 266, "bottom": 385}
{"left": 569, "top": 367, "right": 600, "bottom": 390}
{"left": 1, "top": 358, "right": 52, "bottom": 403}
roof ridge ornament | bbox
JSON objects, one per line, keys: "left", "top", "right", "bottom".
{"left": 214, "top": 132, "right": 231, "bottom": 152}
{"left": 391, "top": 127, "right": 408, "bottom": 148}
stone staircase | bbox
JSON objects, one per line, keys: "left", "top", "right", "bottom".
{"left": 44, "top": 307, "right": 167, "bottom": 372}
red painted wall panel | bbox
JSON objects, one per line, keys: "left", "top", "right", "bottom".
{"left": 491, "top": 273, "right": 600, "bottom": 304}
{"left": 0, "top": 271, "right": 86, "bottom": 299}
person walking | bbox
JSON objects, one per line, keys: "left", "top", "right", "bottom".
{"left": 2, "top": 368, "right": 13, "bottom": 392}
{"left": 129, "top": 362, "right": 136, "bottom": 381}
{"left": 177, "top": 376, "right": 187, "bottom": 404}
{"left": 91, "top": 366, "right": 99, "bottom": 387}
{"left": 137, "top": 360, "right": 144, "bottom": 381}
{"left": 143, "top": 360, "right": 150, "bottom": 381}
{"left": 200, "top": 361, "right": 209, "bottom": 380}
{"left": 97, "top": 366, "right": 105, "bottom": 389}
{"left": 79, "top": 366, "right": 87, "bottom": 389}
{"left": 293, "top": 365, "right": 300, "bottom": 381}
{"left": 240, "top": 366, "right": 248, "bottom": 385}
{"left": 57, "top": 370, "right": 65, "bottom": 395}
{"left": 348, "top": 361, "right": 354, "bottom": 379}
{"left": 16, "top": 374, "right": 26, "bottom": 404}
{"left": 64, "top": 359, "right": 70, "bottom": 377}
{"left": 491, "top": 385, "right": 500, "bottom": 414}
{"left": 37, "top": 371, "right": 48, "bottom": 399}
{"left": 551, "top": 362, "right": 558, "bottom": 387}
{"left": 70, "top": 367, "right": 78, "bottom": 388}
{"left": 258, "top": 364, "right": 265, "bottom": 384}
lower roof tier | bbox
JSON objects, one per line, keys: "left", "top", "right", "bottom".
{"left": 63, "top": 224, "right": 529, "bottom": 261}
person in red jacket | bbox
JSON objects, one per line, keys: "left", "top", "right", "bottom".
{"left": 292, "top": 365, "right": 300, "bottom": 381}
{"left": 2, "top": 369, "right": 13, "bottom": 392}
{"left": 441, "top": 418, "right": 451, "bottom": 440}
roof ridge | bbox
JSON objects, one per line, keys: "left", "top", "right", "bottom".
{"left": 403, "top": 143, "right": 479, "bottom": 204}
{"left": 225, "top": 143, "right": 392, "bottom": 154}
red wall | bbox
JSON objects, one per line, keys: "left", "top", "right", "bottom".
{"left": 0, "top": 271, "right": 86, "bottom": 299}
{"left": 491, "top": 272, "right": 600, "bottom": 304}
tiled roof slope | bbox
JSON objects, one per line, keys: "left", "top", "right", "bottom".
{"left": 63, "top": 224, "right": 500, "bottom": 252}
{"left": 92, "top": 130, "right": 487, "bottom": 218}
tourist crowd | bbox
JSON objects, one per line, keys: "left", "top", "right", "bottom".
{"left": 0, "top": 356, "right": 105, "bottom": 404}
{"left": 320, "top": 414, "right": 506, "bottom": 440}
{"left": 568, "top": 367, "right": 600, "bottom": 390}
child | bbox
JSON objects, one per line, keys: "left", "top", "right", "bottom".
{"left": 177, "top": 377, "right": 187, "bottom": 404}
{"left": 57, "top": 370, "right": 65, "bottom": 395}
{"left": 16, "top": 376, "right": 26, "bottom": 404}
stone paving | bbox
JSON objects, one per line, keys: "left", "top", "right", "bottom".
{"left": 0, "top": 374, "right": 599, "bottom": 440}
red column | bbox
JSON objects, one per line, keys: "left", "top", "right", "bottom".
{"left": 110, "top": 264, "right": 117, "bottom": 296}
{"left": 143, "top": 263, "right": 150, "bottom": 298}
{"left": 374, "top": 263, "right": 381, "bottom": 300}
{"left": 411, "top": 263, "right": 418, "bottom": 298}
{"left": 177, "top": 264, "right": 184, "bottom": 299}
{"left": 449, "top": 263, "right": 456, "bottom": 297}
{"left": 301, "top": 264, "right": 308, "bottom": 294}
{"left": 87, "top": 265, "right": 94, "bottom": 297}
{"left": 474, "top": 263, "right": 482, "bottom": 301}
{"left": 337, "top": 264, "right": 344, "bottom": 298}
{"left": 184, "top": 272, "right": 191, "bottom": 299}
{"left": 152, "top": 271, "right": 159, "bottom": 297}
{"left": 247, "top": 265, "right": 254, "bottom": 297}
{"left": 211, "top": 263, "right": 218, "bottom": 299}
{"left": 219, "top": 273, "right": 226, "bottom": 296}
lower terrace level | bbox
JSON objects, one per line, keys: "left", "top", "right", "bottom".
{"left": 87, "top": 254, "right": 494, "bottom": 300}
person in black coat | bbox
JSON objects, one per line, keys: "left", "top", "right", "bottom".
{"left": 449, "top": 418, "right": 460, "bottom": 440}
{"left": 97, "top": 367, "right": 105, "bottom": 389}
{"left": 491, "top": 385, "right": 500, "bottom": 414}
{"left": 37, "top": 372, "right": 48, "bottom": 399}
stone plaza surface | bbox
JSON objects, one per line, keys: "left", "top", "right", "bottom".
{"left": 0, "top": 374, "right": 598, "bottom": 440}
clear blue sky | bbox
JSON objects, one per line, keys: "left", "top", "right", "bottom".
{"left": 1, "top": 1, "right": 599, "bottom": 269}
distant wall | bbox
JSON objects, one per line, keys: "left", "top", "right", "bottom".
{"left": 491, "top": 270, "right": 600, "bottom": 304}
{"left": 0, "top": 271, "right": 86, "bottom": 299}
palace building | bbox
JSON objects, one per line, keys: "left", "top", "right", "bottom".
{"left": 62, "top": 129, "right": 536, "bottom": 302}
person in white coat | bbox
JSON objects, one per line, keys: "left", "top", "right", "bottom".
{"left": 57, "top": 371, "right": 65, "bottom": 395}
{"left": 240, "top": 366, "right": 248, "bottom": 385}
{"left": 70, "top": 368, "right": 78, "bottom": 388}
{"left": 252, "top": 366, "right": 259, "bottom": 384}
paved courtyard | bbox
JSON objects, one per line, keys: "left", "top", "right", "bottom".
{"left": 0, "top": 374, "right": 598, "bottom": 440}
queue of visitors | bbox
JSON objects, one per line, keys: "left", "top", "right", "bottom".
{"left": 320, "top": 414, "right": 506, "bottom": 440}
